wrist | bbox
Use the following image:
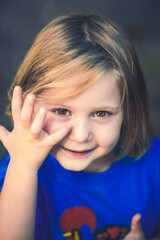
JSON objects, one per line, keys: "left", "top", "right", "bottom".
{"left": 9, "top": 158, "right": 39, "bottom": 176}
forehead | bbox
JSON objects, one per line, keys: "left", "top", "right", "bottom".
{"left": 66, "top": 72, "right": 120, "bottom": 107}
{"left": 37, "top": 71, "right": 121, "bottom": 108}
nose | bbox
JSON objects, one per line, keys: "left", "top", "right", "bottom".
{"left": 69, "top": 118, "right": 93, "bottom": 143}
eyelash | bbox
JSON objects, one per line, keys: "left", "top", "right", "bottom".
{"left": 53, "top": 108, "right": 112, "bottom": 118}
{"left": 92, "top": 111, "right": 112, "bottom": 118}
{"left": 53, "top": 109, "right": 71, "bottom": 116}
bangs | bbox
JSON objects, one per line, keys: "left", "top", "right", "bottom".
{"left": 31, "top": 60, "right": 104, "bottom": 101}
{"left": 20, "top": 15, "right": 120, "bottom": 100}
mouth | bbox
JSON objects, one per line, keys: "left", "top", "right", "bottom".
{"left": 61, "top": 146, "right": 96, "bottom": 157}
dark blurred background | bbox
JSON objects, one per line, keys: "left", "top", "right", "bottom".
{"left": 0, "top": 0, "right": 160, "bottom": 160}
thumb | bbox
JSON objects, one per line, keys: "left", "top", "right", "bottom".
{"left": 124, "top": 214, "right": 145, "bottom": 240}
{"left": 0, "top": 124, "right": 10, "bottom": 148}
{"left": 131, "top": 213, "right": 142, "bottom": 234}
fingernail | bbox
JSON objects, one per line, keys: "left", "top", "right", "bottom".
{"left": 28, "top": 94, "right": 35, "bottom": 101}
{"left": 15, "top": 86, "right": 20, "bottom": 92}
{"left": 40, "top": 107, "right": 46, "bottom": 114}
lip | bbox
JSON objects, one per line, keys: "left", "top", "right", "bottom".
{"left": 61, "top": 146, "right": 96, "bottom": 157}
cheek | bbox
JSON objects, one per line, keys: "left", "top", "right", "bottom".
{"left": 43, "top": 114, "right": 68, "bottom": 134}
{"left": 96, "top": 119, "right": 122, "bottom": 147}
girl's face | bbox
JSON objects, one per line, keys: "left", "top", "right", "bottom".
{"left": 35, "top": 71, "right": 123, "bottom": 172}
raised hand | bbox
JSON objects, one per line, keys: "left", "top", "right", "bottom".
{"left": 124, "top": 214, "right": 145, "bottom": 240}
{"left": 0, "top": 86, "right": 72, "bottom": 171}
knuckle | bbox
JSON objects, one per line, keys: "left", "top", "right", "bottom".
{"left": 21, "top": 114, "right": 27, "bottom": 122}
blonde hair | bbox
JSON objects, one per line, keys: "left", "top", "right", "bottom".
{"left": 6, "top": 14, "right": 153, "bottom": 159}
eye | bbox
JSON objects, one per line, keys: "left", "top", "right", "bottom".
{"left": 53, "top": 108, "right": 71, "bottom": 116}
{"left": 92, "top": 111, "right": 111, "bottom": 118}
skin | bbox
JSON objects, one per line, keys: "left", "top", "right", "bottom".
{"left": 0, "top": 71, "right": 148, "bottom": 239}
{"left": 35, "top": 71, "right": 123, "bottom": 172}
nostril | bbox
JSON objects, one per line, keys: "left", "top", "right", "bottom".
{"left": 69, "top": 129, "right": 93, "bottom": 143}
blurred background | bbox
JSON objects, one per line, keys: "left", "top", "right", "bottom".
{"left": 0, "top": 0, "right": 160, "bottom": 160}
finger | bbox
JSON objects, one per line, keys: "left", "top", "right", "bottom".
{"left": 44, "top": 123, "right": 72, "bottom": 146}
{"left": 21, "top": 93, "right": 35, "bottom": 129}
{"left": 30, "top": 107, "right": 47, "bottom": 137}
{"left": 131, "top": 213, "right": 142, "bottom": 234}
{"left": 12, "top": 86, "right": 22, "bottom": 124}
{"left": 0, "top": 124, "right": 10, "bottom": 149}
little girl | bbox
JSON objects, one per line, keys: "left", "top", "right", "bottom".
{"left": 0, "top": 14, "right": 159, "bottom": 240}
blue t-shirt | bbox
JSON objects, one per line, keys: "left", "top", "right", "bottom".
{"left": 0, "top": 138, "right": 160, "bottom": 239}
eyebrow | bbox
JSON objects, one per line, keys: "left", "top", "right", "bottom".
{"left": 47, "top": 103, "right": 121, "bottom": 111}
{"left": 91, "top": 106, "right": 121, "bottom": 112}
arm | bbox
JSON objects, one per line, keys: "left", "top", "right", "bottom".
{"left": 0, "top": 160, "right": 38, "bottom": 240}
{"left": 0, "top": 86, "right": 71, "bottom": 240}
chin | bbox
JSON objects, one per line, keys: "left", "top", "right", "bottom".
{"left": 57, "top": 158, "right": 90, "bottom": 172}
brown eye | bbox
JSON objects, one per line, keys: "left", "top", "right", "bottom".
{"left": 97, "top": 111, "right": 106, "bottom": 117}
{"left": 93, "top": 111, "right": 111, "bottom": 118}
{"left": 55, "top": 109, "right": 70, "bottom": 116}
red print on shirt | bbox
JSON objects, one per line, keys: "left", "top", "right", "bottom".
{"left": 59, "top": 206, "right": 130, "bottom": 240}
{"left": 60, "top": 206, "right": 96, "bottom": 239}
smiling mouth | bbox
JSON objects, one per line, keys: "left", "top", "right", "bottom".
{"left": 61, "top": 146, "right": 95, "bottom": 157}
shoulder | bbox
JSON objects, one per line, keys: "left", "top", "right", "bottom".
{"left": 134, "top": 137, "right": 160, "bottom": 193}
{"left": 118, "top": 137, "right": 160, "bottom": 169}
{"left": 134, "top": 137, "right": 160, "bottom": 166}
{"left": 147, "top": 137, "right": 160, "bottom": 156}
{"left": 141, "top": 137, "right": 160, "bottom": 169}
{"left": 135, "top": 137, "right": 160, "bottom": 171}
{"left": 118, "top": 137, "right": 160, "bottom": 190}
